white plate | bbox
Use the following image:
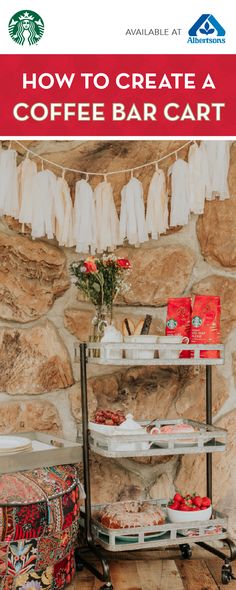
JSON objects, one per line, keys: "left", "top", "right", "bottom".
{"left": 0, "top": 444, "right": 32, "bottom": 455}
{"left": 0, "top": 436, "right": 32, "bottom": 453}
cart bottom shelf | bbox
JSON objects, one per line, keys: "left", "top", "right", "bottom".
{"left": 89, "top": 525, "right": 228, "bottom": 552}
{"left": 80, "top": 500, "right": 228, "bottom": 553}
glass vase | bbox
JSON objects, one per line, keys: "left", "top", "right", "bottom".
{"left": 90, "top": 305, "right": 112, "bottom": 358}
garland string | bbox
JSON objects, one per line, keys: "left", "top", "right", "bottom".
{"left": 12, "top": 139, "right": 193, "bottom": 178}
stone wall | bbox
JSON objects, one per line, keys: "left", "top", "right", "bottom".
{"left": 1, "top": 139, "right": 236, "bottom": 534}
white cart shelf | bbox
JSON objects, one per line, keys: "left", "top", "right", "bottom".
{"left": 75, "top": 341, "right": 225, "bottom": 366}
{"left": 80, "top": 501, "right": 228, "bottom": 552}
{"left": 76, "top": 341, "right": 236, "bottom": 588}
{"left": 88, "top": 418, "right": 227, "bottom": 458}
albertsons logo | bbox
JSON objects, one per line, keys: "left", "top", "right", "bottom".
{"left": 8, "top": 10, "right": 44, "bottom": 46}
{"left": 188, "top": 14, "right": 225, "bottom": 44}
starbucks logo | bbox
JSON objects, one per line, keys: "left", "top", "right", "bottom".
{"left": 166, "top": 319, "right": 178, "bottom": 330}
{"left": 192, "top": 315, "right": 202, "bottom": 328}
{"left": 8, "top": 10, "right": 44, "bottom": 46}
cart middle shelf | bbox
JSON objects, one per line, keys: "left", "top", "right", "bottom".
{"left": 88, "top": 418, "right": 227, "bottom": 458}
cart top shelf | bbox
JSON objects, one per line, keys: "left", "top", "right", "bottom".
{"left": 75, "top": 342, "right": 225, "bottom": 366}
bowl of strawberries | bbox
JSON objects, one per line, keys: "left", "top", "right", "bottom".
{"left": 167, "top": 493, "right": 212, "bottom": 523}
{"left": 89, "top": 409, "right": 126, "bottom": 433}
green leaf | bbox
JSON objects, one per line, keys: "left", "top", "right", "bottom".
{"left": 93, "top": 283, "right": 101, "bottom": 292}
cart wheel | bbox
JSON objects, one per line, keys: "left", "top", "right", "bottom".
{"left": 221, "top": 569, "right": 231, "bottom": 585}
{"left": 74, "top": 549, "right": 84, "bottom": 571}
{"left": 221, "top": 562, "right": 236, "bottom": 584}
{"left": 180, "top": 544, "right": 192, "bottom": 559}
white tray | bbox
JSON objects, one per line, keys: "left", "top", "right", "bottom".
{"left": 0, "top": 432, "right": 82, "bottom": 474}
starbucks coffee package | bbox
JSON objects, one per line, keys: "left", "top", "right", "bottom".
{"left": 190, "top": 295, "right": 221, "bottom": 358}
{"left": 165, "top": 297, "right": 192, "bottom": 358}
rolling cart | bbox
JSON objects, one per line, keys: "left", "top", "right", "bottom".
{"left": 75, "top": 340, "right": 236, "bottom": 588}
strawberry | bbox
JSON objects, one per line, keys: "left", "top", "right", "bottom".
{"left": 192, "top": 496, "right": 202, "bottom": 508}
{"left": 180, "top": 505, "right": 190, "bottom": 511}
{"left": 201, "top": 496, "right": 211, "bottom": 508}
{"left": 173, "top": 493, "right": 183, "bottom": 504}
{"left": 94, "top": 409, "right": 125, "bottom": 425}
{"left": 168, "top": 503, "right": 179, "bottom": 510}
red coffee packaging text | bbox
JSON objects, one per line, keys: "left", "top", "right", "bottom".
{"left": 165, "top": 297, "right": 192, "bottom": 358}
{"left": 190, "top": 295, "right": 221, "bottom": 358}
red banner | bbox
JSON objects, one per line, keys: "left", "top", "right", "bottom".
{"left": 0, "top": 54, "right": 234, "bottom": 136}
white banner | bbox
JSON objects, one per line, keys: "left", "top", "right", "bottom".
{"left": 0, "top": 0, "right": 235, "bottom": 54}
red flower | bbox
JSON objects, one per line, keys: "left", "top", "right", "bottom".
{"left": 117, "top": 258, "right": 131, "bottom": 269}
{"left": 84, "top": 259, "right": 97, "bottom": 273}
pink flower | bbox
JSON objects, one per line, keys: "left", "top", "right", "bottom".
{"left": 117, "top": 258, "right": 131, "bottom": 269}
{"left": 84, "top": 259, "right": 97, "bottom": 273}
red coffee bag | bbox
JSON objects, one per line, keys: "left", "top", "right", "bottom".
{"left": 166, "top": 297, "right": 192, "bottom": 358}
{"left": 190, "top": 295, "right": 221, "bottom": 358}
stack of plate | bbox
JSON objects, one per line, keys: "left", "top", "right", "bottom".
{"left": 0, "top": 436, "right": 32, "bottom": 455}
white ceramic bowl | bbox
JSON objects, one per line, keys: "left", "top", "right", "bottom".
{"left": 167, "top": 505, "right": 212, "bottom": 523}
{"left": 124, "top": 335, "right": 158, "bottom": 360}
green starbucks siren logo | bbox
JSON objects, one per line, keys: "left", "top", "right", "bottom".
{"left": 166, "top": 319, "right": 178, "bottom": 330}
{"left": 8, "top": 10, "right": 44, "bottom": 46}
{"left": 192, "top": 315, "right": 202, "bottom": 328}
